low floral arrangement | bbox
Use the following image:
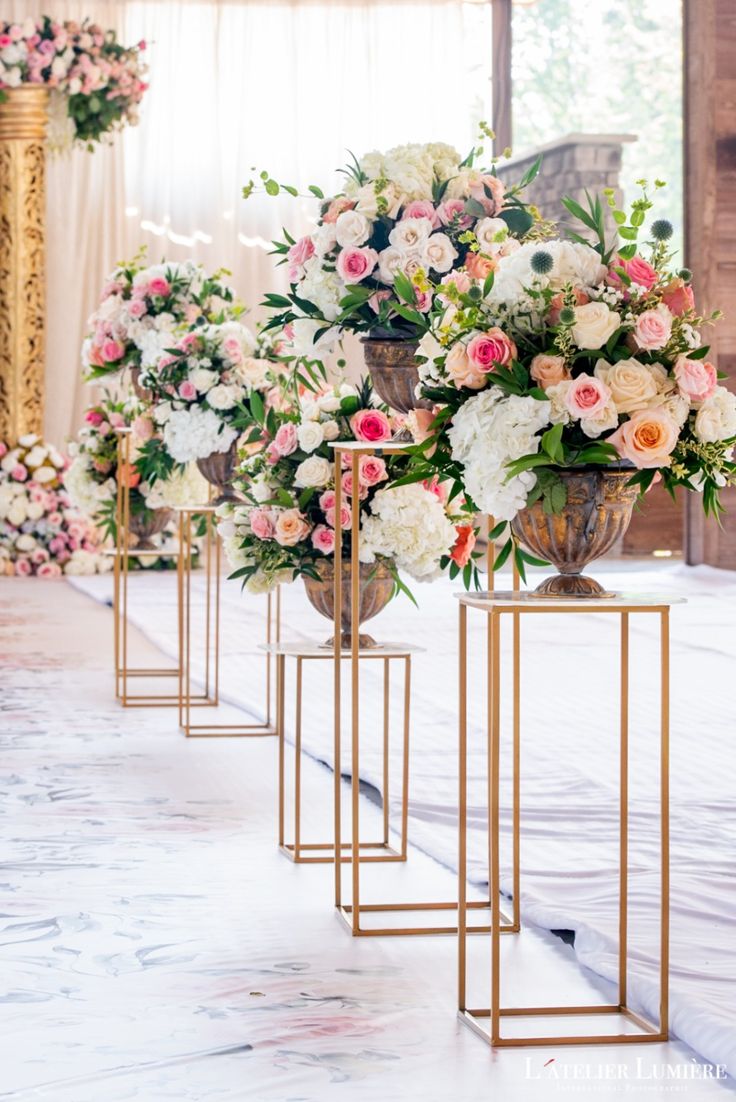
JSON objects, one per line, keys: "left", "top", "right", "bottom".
{"left": 399, "top": 184, "right": 733, "bottom": 575}
{"left": 81, "top": 254, "right": 238, "bottom": 385}
{"left": 217, "top": 379, "right": 473, "bottom": 595}
{"left": 0, "top": 16, "right": 147, "bottom": 149}
{"left": 65, "top": 396, "right": 207, "bottom": 550}
{"left": 0, "top": 435, "right": 109, "bottom": 576}
{"left": 244, "top": 133, "right": 541, "bottom": 359}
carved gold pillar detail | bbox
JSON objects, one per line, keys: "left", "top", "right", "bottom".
{"left": 0, "top": 86, "right": 48, "bottom": 442}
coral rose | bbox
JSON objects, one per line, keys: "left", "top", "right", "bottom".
{"left": 274, "top": 508, "right": 311, "bottom": 546}
{"left": 608, "top": 409, "right": 680, "bottom": 468}
{"left": 446, "top": 343, "right": 486, "bottom": 390}
{"left": 530, "top": 354, "right": 570, "bottom": 390}
{"left": 450, "top": 524, "right": 476, "bottom": 568}
{"left": 465, "top": 252, "right": 495, "bottom": 281}
{"left": 661, "top": 278, "right": 695, "bottom": 317}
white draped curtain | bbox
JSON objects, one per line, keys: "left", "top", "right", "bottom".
{"left": 11, "top": 0, "right": 493, "bottom": 444}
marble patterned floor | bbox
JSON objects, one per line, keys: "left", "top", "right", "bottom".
{"left": 0, "top": 579, "right": 734, "bottom": 1102}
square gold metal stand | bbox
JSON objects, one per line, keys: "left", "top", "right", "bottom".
{"left": 112, "top": 429, "right": 181, "bottom": 708}
{"left": 457, "top": 590, "right": 682, "bottom": 1047}
{"left": 176, "top": 505, "right": 278, "bottom": 738}
{"left": 264, "top": 640, "right": 413, "bottom": 864}
{"left": 328, "top": 443, "right": 515, "bottom": 936}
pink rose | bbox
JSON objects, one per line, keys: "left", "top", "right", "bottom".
{"left": 466, "top": 328, "right": 517, "bottom": 372}
{"left": 108, "top": 412, "right": 126, "bottom": 429}
{"left": 47, "top": 512, "right": 63, "bottom": 527}
{"left": 358, "top": 455, "right": 388, "bottom": 486}
{"left": 31, "top": 548, "right": 50, "bottom": 565}
{"left": 469, "top": 173, "right": 505, "bottom": 216}
{"left": 223, "top": 336, "right": 243, "bottom": 363}
{"left": 402, "top": 200, "right": 439, "bottom": 228}
{"left": 612, "top": 254, "right": 658, "bottom": 292}
{"left": 325, "top": 503, "right": 352, "bottom": 529}
{"left": 287, "top": 236, "right": 315, "bottom": 268}
{"left": 323, "top": 196, "right": 356, "bottom": 224}
{"left": 530, "top": 354, "right": 570, "bottom": 390}
{"left": 102, "top": 339, "right": 125, "bottom": 362}
{"left": 178, "top": 332, "right": 200, "bottom": 353}
{"left": 131, "top": 414, "right": 154, "bottom": 441}
{"left": 0, "top": 442, "right": 7, "bottom": 458}
{"left": 608, "top": 408, "right": 680, "bottom": 468}
{"left": 319, "top": 489, "right": 336, "bottom": 512}
{"left": 127, "top": 298, "right": 147, "bottom": 318}
{"left": 632, "top": 305, "right": 673, "bottom": 351}
{"left": 423, "top": 475, "right": 448, "bottom": 503}
{"left": 49, "top": 536, "right": 67, "bottom": 554}
{"left": 336, "top": 246, "right": 378, "bottom": 284}
{"left": 97, "top": 421, "right": 111, "bottom": 436}
{"left": 148, "top": 277, "right": 171, "bottom": 296}
{"left": 11, "top": 464, "right": 28, "bottom": 481}
{"left": 414, "top": 289, "right": 433, "bottom": 312}
{"left": 85, "top": 410, "right": 104, "bottom": 427}
{"left": 250, "top": 508, "right": 275, "bottom": 540}
{"left": 350, "top": 408, "right": 392, "bottom": 443}
{"left": 673, "top": 355, "right": 718, "bottom": 404}
{"left": 341, "top": 471, "right": 368, "bottom": 500}
{"left": 446, "top": 343, "right": 486, "bottom": 390}
{"left": 368, "top": 289, "right": 392, "bottom": 313}
{"left": 272, "top": 422, "right": 298, "bottom": 457}
{"left": 661, "top": 278, "right": 695, "bottom": 317}
{"left": 37, "top": 562, "right": 62, "bottom": 578}
{"left": 15, "top": 559, "right": 32, "bottom": 576}
{"left": 437, "top": 198, "right": 473, "bottom": 230}
{"left": 565, "top": 374, "right": 612, "bottom": 419}
{"left": 311, "top": 524, "right": 336, "bottom": 554}
{"left": 179, "top": 380, "right": 197, "bottom": 400}
{"left": 438, "top": 271, "right": 472, "bottom": 304}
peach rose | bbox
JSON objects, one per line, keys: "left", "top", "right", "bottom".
{"left": 608, "top": 408, "right": 680, "bottom": 468}
{"left": 465, "top": 252, "right": 495, "bottom": 281}
{"left": 530, "top": 354, "right": 570, "bottom": 390}
{"left": 117, "top": 462, "right": 141, "bottom": 489}
{"left": 322, "top": 196, "right": 355, "bottom": 224}
{"left": 274, "top": 508, "right": 311, "bottom": 546}
{"left": 673, "top": 355, "right": 718, "bottom": 404}
{"left": 469, "top": 172, "right": 505, "bottom": 216}
{"left": 565, "top": 374, "right": 612, "bottom": 419}
{"left": 632, "top": 304, "right": 673, "bottom": 352}
{"left": 661, "top": 278, "right": 695, "bottom": 317}
{"left": 446, "top": 343, "right": 486, "bottom": 390}
{"left": 467, "top": 328, "right": 517, "bottom": 373}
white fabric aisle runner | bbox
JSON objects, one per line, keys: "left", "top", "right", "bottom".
{"left": 71, "top": 563, "right": 736, "bottom": 1074}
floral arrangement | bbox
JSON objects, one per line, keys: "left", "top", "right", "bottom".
{"left": 81, "top": 255, "right": 238, "bottom": 385}
{"left": 65, "top": 395, "right": 207, "bottom": 546}
{"left": 0, "top": 17, "right": 147, "bottom": 149}
{"left": 0, "top": 435, "right": 109, "bottom": 576}
{"left": 402, "top": 184, "right": 733, "bottom": 574}
{"left": 245, "top": 133, "right": 541, "bottom": 359}
{"left": 217, "top": 379, "right": 471, "bottom": 594}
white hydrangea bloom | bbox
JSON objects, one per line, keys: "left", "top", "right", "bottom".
{"left": 359, "top": 483, "right": 456, "bottom": 581}
{"left": 163, "top": 406, "right": 237, "bottom": 464}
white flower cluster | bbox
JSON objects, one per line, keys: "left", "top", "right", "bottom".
{"left": 359, "top": 483, "right": 456, "bottom": 581}
{"left": 485, "top": 240, "right": 607, "bottom": 314}
{"left": 143, "top": 463, "right": 209, "bottom": 509}
{"left": 448, "top": 388, "right": 552, "bottom": 522}
{"left": 64, "top": 455, "right": 116, "bottom": 515}
{"left": 347, "top": 142, "right": 463, "bottom": 202}
{"left": 1, "top": 434, "right": 66, "bottom": 485}
{"left": 162, "top": 406, "right": 238, "bottom": 464}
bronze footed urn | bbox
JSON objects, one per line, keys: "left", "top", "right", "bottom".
{"left": 302, "top": 557, "right": 395, "bottom": 648}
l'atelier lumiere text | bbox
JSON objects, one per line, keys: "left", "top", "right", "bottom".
{"left": 524, "top": 1057, "right": 729, "bottom": 1081}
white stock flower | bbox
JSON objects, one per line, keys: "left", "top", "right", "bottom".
{"left": 448, "top": 387, "right": 551, "bottom": 522}
{"left": 335, "top": 210, "right": 371, "bottom": 248}
{"left": 294, "top": 455, "right": 332, "bottom": 488}
{"left": 359, "top": 483, "right": 456, "bottom": 581}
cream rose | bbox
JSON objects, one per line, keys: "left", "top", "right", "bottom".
{"left": 571, "top": 301, "right": 621, "bottom": 350}
{"left": 423, "top": 233, "right": 458, "bottom": 274}
{"left": 335, "top": 209, "right": 371, "bottom": 248}
{"left": 297, "top": 421, "right": 325, "bottom": 453}
{"left": 235, "top": 357, "right": 270, "bottom": 390}
{"left": 191, "top": 368, "right": 218, "bottom": 393}
{"left": 207, "top": 385, "right": 239, "bottom": 411}
{"left": 273, "top": 508, "right": 311, "bottom": 547}
{"left": 594, "top": 358, "right": 668, "bottom": 414}
{"left": 389, "top": 217, "right": 432, "bottom": 251}
{"left": 294, "top": 455, "right": 333, "bottom": 488}
{"left": 446, "top": 343, "right": 486, "bottom": 390}
{"left": 474, "top": 217, "right": 508, "bottom": 254}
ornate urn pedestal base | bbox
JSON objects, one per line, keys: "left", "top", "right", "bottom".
{"left": 302, "top": 558, "right": 394, "bottom": 648}
{"left": 511, "top": 468, "right": 641, "bottom": 597}
{"left": 196, "top": 441, "right": 240, "bottom": 506}
{"left": 361, "top": 336, "right": 432, "bottom": 416}
{"left": 0, "top": 87, "right": 49, "bottom": 442}
{"left": 127, "top": 507, "right": 174, "bottom": 551}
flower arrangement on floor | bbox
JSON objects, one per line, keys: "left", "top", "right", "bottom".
{"left": 401, "top": 183, "right": 733, "bottom": 590}
{"left": 216, "top": 379, "right": 472, "bottom": 605}
{"left": 0, "top": 435, "right": 109, "bottom": 576}
{"left": 81, "top": 254, "right": 239, "bottom": 387}
{"left": 0, "top": 17, "right": 147, "bottom": 149}
{"left": 65, "top": 396, "right": 207, "bottom": 557}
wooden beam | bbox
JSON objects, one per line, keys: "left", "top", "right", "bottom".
{"left": 492, "top": 0, "right": 512, "bottom": 154}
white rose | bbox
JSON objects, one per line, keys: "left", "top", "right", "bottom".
{"left": 251, "top": 475, "right": 274, "bottom": 503}
{"left": 18, "top": 434, "right": 39, "bottom": 448}
{"left": 335, "top": 210, "right": 371, "bottom": 248}
{"left": 474, "top": 218, "right": 508, "bottom": 254}
{"left": 3, "top": 66, "right": 22, "bottom": 88}
{"left": 191, "top": 368, "right": 218, "bottom": 393}
{"left": 580, "top": 400, "right": 619, "bottom": 439}
{"left": 8, "top": 502, "right": 27, "bottom": 526}
{"left": 236, "top": 357, "right": 270, "bottom": 390}
{"left": 294, "top": 456, "right": 332, "bottom": 488}
{"left": 321, "top": 419, "right": 340, "bottom": 441}
{"left": 417, "top": 331, "right": 443, "bottom": 364}
{"left": 16, "top": 534, "right": 36, "bottom": 552}
{"left": 154, "top": 401, "right": 173, "bottom": 425}
{"left": 694, "top": 386, "right": 736, "bottom": 443}
{"left": 25, "top": 500, "right": 45, "bottom": 521}
{"left": 594, "top": 358, "right": 668, "bottom": 414}
{"left": 207, "top": 385, "right": 239, "bottom": 411}
{"left": 354, "top": 181, "right": 402, "bottom": 220}
{"left": 24, "top": 446, "right": 47, "bottom": 468}
{"left": 571, "top": 301, "right": 621, "bottom": 350}
{"left": 389, "top": 218, "right": 432, "bottom": 251}
{"left": 34, "top": 466, "right": 57, "bottom": 484}
{"left": 317, "top": 391, "right": 342, "bottom": 414}
{"left": 423, "top": 233, "right": 458, "bottom": 274}
{"left": 297, "top": 421, "right": 325, "bottom": 452}
{"left": 377, "top": 246, "right": 404, "bottom": 285}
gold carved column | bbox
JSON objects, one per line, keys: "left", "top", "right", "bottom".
{"left": 0, "top": 86, "right": 48, "bottom": 442}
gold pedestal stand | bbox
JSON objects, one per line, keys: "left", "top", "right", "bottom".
{"left": 177, "top": 504, "right": 278, "bottom": 737}
{"left": 329, "top": 443, "right": 515, "bottom": 936}
{"left": 112, "top": 429, "right": 181, "bottom": 707}
{"left": 266, "top": 640, "right": 413, "bottom": 864}
{"left": 457, "top": 590, "right": 681, "bottom": 1047}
